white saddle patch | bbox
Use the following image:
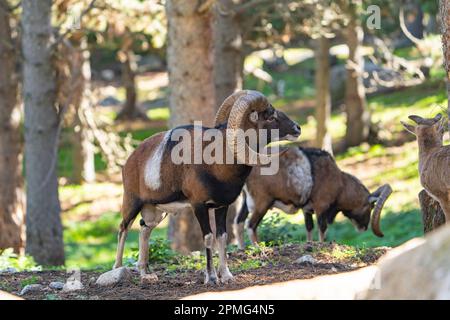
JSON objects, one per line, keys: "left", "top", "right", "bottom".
{"left": 285, "top": 148, "right": 313, "bottom": 205}
{"left": 243, "top": 185, "right": 255, "bottom": 213}
{"left": 144, "top": 130, "right": 171, "bottom": 190}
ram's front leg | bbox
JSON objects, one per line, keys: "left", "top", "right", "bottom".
{"left": 193, "top": 204, "right": 218, "bottom": 285}
{"left": 215, "top": 206, "right": 234, "bottom": 283}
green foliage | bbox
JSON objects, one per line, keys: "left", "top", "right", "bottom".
{"left": 20, "top": 276, "right": 40, "bottom": 288}
{"left": 0, "top": 249, "right": 40, "bottom": 272}
{"left": 131, "top": 238, "right": 176, "bottom": 264}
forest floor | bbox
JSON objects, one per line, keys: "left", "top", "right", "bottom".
{"left": 0, "top": 242, "right": 387, "bottom": 300}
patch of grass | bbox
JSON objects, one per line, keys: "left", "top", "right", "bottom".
{"left": 20, "top": 275, "right": 40, "bottom": 288}
{"left": 147, "top": 107, "right": 170, "bottom": 121}
{"left": 64, "top": 212, "right": 167, "bottom": 270}
{"left": 0, "top": 249, "right": 40, "bottom": 272}
{"left": 0, "top": 281, "right": 14, "bottom": 292}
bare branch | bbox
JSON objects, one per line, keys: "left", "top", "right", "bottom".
{"left": 399, "top": 7, "right": 424, "bottom": 55}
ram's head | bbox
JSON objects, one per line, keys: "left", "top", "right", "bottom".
{"left": 214, "top": 90, "right": 301, "bottom": 165}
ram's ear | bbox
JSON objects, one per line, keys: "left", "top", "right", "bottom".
{"left": 436, "top": 118, "right": 448, "bottom": 135}
{"left": 401, "top": 121, "right": 416, "bottom": 135}
{"left": 249, "top": 111, "right": 258, "bottom": 123}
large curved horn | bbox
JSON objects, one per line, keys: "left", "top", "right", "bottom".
{"left": 214, "top": 90, "right": 250, "bottom": 126}
{"left": 226, "top": 91, "right": 273, "bottom": 166}
{"left": 370, "top": 184, "right": 393, "bottom": 238}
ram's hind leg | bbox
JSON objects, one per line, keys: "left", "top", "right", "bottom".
{"left": 114, "top": 195, "right": 142, "bottom": 269}
{"left": 247, "top": 201, "right": 272, "bottom": 246}
{"left": 138, "top": 205, "right": 166, "bottom": 283}
{"left": 303, "top": 209, "right": 314, "bottom": 242}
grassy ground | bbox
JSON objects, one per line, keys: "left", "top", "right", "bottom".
{"left": 0, "top": 242, "right": 386, "bottom": 299}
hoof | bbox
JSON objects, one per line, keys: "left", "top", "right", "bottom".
{"left": 140, "top": 273, "right": 158, "bottom": 284}
{"left": 204, "top": 273, "right": 218, "bottom": 285}
{"left": 218, "top": 269, "right": 234, "bottom": 284}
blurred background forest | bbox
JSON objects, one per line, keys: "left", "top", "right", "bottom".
{"left": 0, "top": 0, "right": 448, "bottom": 271}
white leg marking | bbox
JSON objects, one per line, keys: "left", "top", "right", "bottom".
{"left": 307, "top": 230, "right": 313, "bottom": 242}
{"left": 217, "top": 233, "right": 234, "bottom": 283}
{"left": 247, "top": 228, "right": 258, "bottom": 246}
{"left": 204, "top": 232, "right": 218, "bottom": 285}
{"left": 144, "top": 130, "right": 171, "bottom": 190}
{"left": 138, "top": 205, "right": 166, "bottom": 282}
{"left": 319, "top": 229, "right": 327, "bottom": 242}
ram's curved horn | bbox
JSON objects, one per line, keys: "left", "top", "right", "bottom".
{"left": 370, "top": 184, "right": 392, "bottom": 238}
{"left": 214, "top": 90, "right": 250, "bottom": 126}
{"left": 226, "top": 92, "right": 274, "bottom": 166}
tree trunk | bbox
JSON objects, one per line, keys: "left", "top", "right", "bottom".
{"left": 0, "top": 2, "right": 25, "bottom": 253}
{"left": 418, "top": 190, "right": 446, "bottom": 233}
{"left": 116, "top": 49, "right": 148, "bottom": 121}
{"left": 166, "top": 0, "right": 216, "bottom": 253}
{"left": 440, "top": 0, "right": 450, "bottom": 124}
{"left": 22, "top": 0, "right": 65, "bottom": 265}
{"left": 314, "top": 36, "right": 333, "bottom": 154}
{"left": 344, "top": 7, "right": 370, "bottom": 148}
{"left": 71, "top": 38, "right": 96, "bottom": 184}
{"left": 213, "top": 0, "right": 245, "bottom": 108}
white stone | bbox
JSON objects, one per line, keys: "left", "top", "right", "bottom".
{"left": 294, "top": 255, "right": 317, "bottom": 265}
{"left": 63, "top": 280, "right": 84, "bottom": 292}
{"left": 49, "top": 281, "right": 64, "bottom": 290}
{"left": 0, "top": 267, "right": 17, "bottom": 274}
{"left": 95, "top": 267, "right": 132, "bottom": 287}
{"left": 20, "top": 284, "right": 44, "bottom": 295}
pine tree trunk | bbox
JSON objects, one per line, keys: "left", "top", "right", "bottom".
{"left": 440, "top": 0, "right": 450, "bottom": 123}
{"left": 419, "top": 190, "right": 445, "bottom": 233}
{"left": 314, "top": 36, "right": 333, "bottom": 154}
{"left": 166, "top": 0, "right": 216, "bottom": 253}
{"left": 22, "top": 0, "right": 65, "bottom": 265}
{"left": 344, "top": 7, "right": 370, "bottom": 148}
{"left": 71, "top": 38, "right": 95, "bottom": 184}
{"left": 116, "top": 49, "right": 148, "bottom": 121}
{"left": 213, "top": 0, "right": 245, "bottom": 108}
{"left": 0, "top": 2, "right": 25, "bottom": 253}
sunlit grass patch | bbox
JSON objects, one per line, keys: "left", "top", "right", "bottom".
{"left": 147, "top": 107, "right": 169, "bottom": 121}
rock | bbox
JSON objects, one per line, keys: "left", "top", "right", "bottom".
{"left": 95, "top": 267, "right": 132, "bottom": 287}
{"left": 49, "top": 281, "right": 64, "bottom": 290}
{"left": 88, "top": 277, "right": 97, "bottom": 287}
{"left": 20, "top": 284, "right": 44, "bottom": 296}
{"left": 63, "top": 280, "right": 84, "bottom": 292}
{"left": 0, "top": 267, "right": 17, "bottom": 274}
{"left": 294, "top": 255, "right": 317, "bottom": 265}
{"left": 361, "top": 225, "right": 450, "bottom": 299}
